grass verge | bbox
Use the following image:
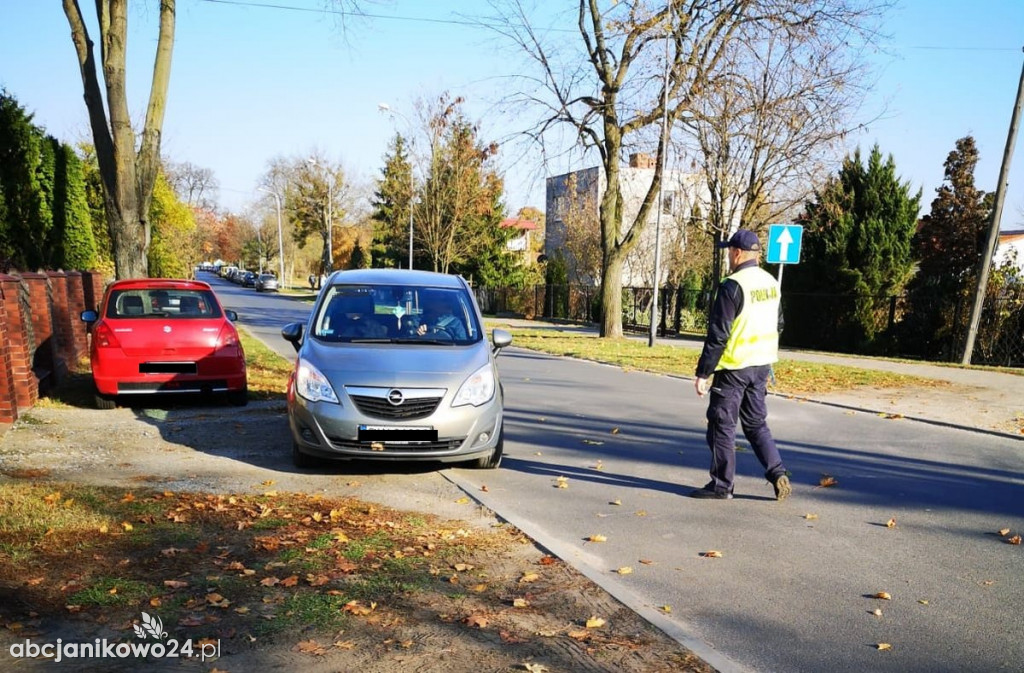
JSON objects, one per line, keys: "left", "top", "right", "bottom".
{"left": 497, "top": 327, "right": 946, "bottom": 396}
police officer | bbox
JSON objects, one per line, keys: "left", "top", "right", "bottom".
{"left": 691, "top": 229, "right": 791, "bottom": 501}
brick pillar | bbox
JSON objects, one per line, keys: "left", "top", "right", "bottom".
{"left": 46, "top": 270, "right": 74, "bottom": 379}
{"left": 0, "top": 274, "right": 38, "bottom": 410}
{"left": 0, "top": 284, "right": 18, "bottom": 425}
{"left": 65, "top": 272, "right": 89, "bottom": 365}
{"left": 21, "top": 272, "right": 64, "bottom": 391}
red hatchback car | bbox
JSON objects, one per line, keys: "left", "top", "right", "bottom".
{"left": 81, "top": 279, "right": 247, "bottom": 409}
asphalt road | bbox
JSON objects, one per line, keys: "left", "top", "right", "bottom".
{"left": 211, "top": 274, "right": 1024, "bottom": 673}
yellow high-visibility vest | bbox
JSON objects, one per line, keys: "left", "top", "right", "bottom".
{"left": 717, "top": 266, "right": 780, "bottom": 371}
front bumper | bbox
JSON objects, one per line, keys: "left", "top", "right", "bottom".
{"left": 287, "top": 390, "right": 503, "bottom": 463}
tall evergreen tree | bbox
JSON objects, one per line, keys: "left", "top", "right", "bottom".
{"left": 787, "top": 145, "right": 921, "bottom": 352}
{"left": 371, "top": 133, "right": 413, "bottom": 268}
{"left": 50, "top": 141, "right": 97, "bottom": 270}
{"left": 0, "top": 91, "right": 50, "bottom": 270}
{"left": 899, "top": 136, "right": 991, "bottom": 359}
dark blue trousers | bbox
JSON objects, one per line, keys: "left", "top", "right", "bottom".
{"left": 705, "top": 365, "right": 786, "bottom": 494}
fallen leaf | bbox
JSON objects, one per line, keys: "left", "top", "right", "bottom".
{"left": 876, "top": 643, "right": 893, "bottom": 651}
{"left": 582, "top": 439, "right": 604, "bottom": 446}
{"left": 1009, "top": 535, "right": 1022, "bottom": 545}
{"left": 280, "top": 575, "right": 299, "bottom": 587}
{"left": 538, "top": 556, "right": 556, "bottom": 566}
{"left": 615, "top": 566, "right": 633, "bottom": 575}
{"left": 874, "top": 592, "right": 892, "bottom": 600}
{"left": 634, "top": 510, "right": 647, "bottom": 517}
{"left": 261, "top": 480, "right": 275, "bottom": 486}
{"left": 520, "top": 572, "right": 539, "bottom": 583}
{"left": 886, "top": 518, "right": 897, "bottom": 528}
{"left": 998, "top": 528, "right": 1011, "bottom": 537}
{"left": 818, "top": 475, "right": 839, "bottom": 488}
{"left": 610, "top": 499, "right": 622, "bottom": 506}
{"left": 610, "top": 427, "right": 620, "bottom": 434}
{"left": 585, "top": 616, "right": 606, "bottom": 629}
{"left": 121, "top": 522, "right": 133, "bottom": 532}
{"left": 524, "top": 664, "right": 549, "bottom": 673}
{"left": 480, "top": 485, "right": 489, "bottom": 492}
{"left": 463, "top": 614, "right": 488, "bottom": 628}
{"left": 872, "top": 608, "right": 883, "bottom": 617}
{"left": 471, "top": 583, "right": 488, "bottom": 593}
{"left": 513, "top": 598, "right": 529, "bottom": 608}
{"left": 259, "top": 577, "right": 280, "bottom": 587}
{"left": 294, "top": 639, "right": 326, "bottom": 655}
{"left": 163, "top": 580, "right": 189, "bottom": 589}
{"left": 343, "top": 600, "right": 375, "bottom": 616}
{"left": 639, "top": 559, "right": 654, "bottom": 565}
{"left": 918, "top": 600, "right": 929, "bottom": 605}
{"left": 567, "top": 629, "right": 590, "bottom": 641}
{"left": 659, "top": 605, "right": 672, "bottom": 613}
{"left": 555, "top": 476, "right": 569, "bottom": 489}
{"left": 453, "top": 563, "right": 473, "bottom": 572}
{"left": 587, "top": 534, "right": 607, "bottom": 543}
{"left": 99, "top": 524, "right": 109, "bottom": 534}
{"left": 702, "top": 551, "right": 723, "bottom": 558}
{"left": 803, "top": 513, "right": 819, "bottom": 520}
{"left": 454, "top": 497, "right": 470, "bottom": 505}
{"left": 263, "top": 490, "right": 278, "bottom": 497}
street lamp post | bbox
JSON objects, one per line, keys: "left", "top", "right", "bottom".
{"left": 378, "top": 103, "right": 415, "bottom": 270}
{"left": 258, "top": 187, "right": 286, "bottom": 287}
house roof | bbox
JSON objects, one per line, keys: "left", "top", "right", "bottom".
{"left": 500, "top": 218, "right": 539, "bottom": 231}
{"left": 999, "top": 229, "right": 1024, "bottom": 243}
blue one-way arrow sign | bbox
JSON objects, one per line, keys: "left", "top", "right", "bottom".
{"left": 767, "top": 224, "right": 803, "bottom": 264}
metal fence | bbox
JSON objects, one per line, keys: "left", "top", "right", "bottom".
{"left": 475, "top": 283, "right": 1024, "bottom": 368}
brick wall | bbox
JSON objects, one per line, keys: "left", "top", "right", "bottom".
{"left": 0, "top": 269, "right": 107, "bottom": 431}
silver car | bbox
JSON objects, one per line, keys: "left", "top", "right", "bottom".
{"left": 255, "top": 273, "right": 279, "bottom": 292}
{"left": 281, "top": 269, "right": 512, "bottom": 469}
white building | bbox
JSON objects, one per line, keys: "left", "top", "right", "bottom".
{"left": 996, "top": 229, "right": 1024, "bottom": 270}
{"left": 544, "top": 153, "right": 711, "bottom": 286}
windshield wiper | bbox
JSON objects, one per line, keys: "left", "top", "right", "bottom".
{"left": 347, "top": 338, "right": 394, "bottom": 343}
{"left": 391, "top": 337, "right": 455, "bottom": 346}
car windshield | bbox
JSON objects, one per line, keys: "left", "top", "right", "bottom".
{"left": 312, "top": 284, "right": 480, "bottom": 345}
{"left": 106, "top": 289, "right": 222, "bottom": 319}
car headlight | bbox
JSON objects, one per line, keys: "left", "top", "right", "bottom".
{"left": 295, "top": 358, "right": 340, "bottom": 404}
{"left": 453, "top": 364, "right": 495, "bottom": 407}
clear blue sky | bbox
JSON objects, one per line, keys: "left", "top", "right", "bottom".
{"left": 2, "top": 0, "right": 1022, "bottom": 228}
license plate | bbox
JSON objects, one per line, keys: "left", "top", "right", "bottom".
{"left": 358, "top": 425, "right": 437, "bottom": 443}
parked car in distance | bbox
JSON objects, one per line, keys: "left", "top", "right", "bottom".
{"left": 254, "top": 273, "right": 279, "bottom": 292}
{"left": 80, "top": 278, "right": 247, "bottom": 409}
{"left": 241, "top": 271, "right": 257, "bottom": 288}
{"left": 281, "top": 269, "right": 512, "bottom": 470}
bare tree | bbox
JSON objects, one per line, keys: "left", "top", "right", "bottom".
{"left": 63, "top": 0, "right": 175, "bottom": 279}
{"left": 166, "top": 160, "right": 220, "bottom": 210}
{"left": 491, "top": 0, "right": 887, "bottom": 337}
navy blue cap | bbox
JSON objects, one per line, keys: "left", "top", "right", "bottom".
{"left": 718, "top": 229, "right": 761, "bottom": 251}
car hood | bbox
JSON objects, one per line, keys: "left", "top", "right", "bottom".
{"left": 300, "top": 339, "right": 492, "bottom": 388}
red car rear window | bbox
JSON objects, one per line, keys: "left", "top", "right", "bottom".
{"left": 106, "top": 289, "right": 222, "bottom": 319}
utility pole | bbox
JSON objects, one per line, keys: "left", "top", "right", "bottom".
{"left": 961, "top": 48, "right": 1024, "bottom": 365}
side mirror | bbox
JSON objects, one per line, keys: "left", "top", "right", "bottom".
{"left": 80, "top": 309, "right": 98, "bottom": 323}
{"left": 225, "top": 309, "right": 238, "bottom": 322}
{"left": 282, "top": 322, "right": 304, "bottom": 352}
{"left": 491, "top": 328, "right": 512, "bottom": 355}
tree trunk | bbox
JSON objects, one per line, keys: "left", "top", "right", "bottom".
{"left": 599, "top": 252, "right": 625, "bottom": 338}
{"left": 63, "top": 0, "right": 175, "bottom": 279}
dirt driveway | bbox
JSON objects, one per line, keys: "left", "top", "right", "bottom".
{"left": 0, "top": 400, "right": 713, "bottom": 673}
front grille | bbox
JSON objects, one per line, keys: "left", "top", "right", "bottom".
{"left": 326, "top": 437, "right": 465, "bottom": 452}
{"left": 350, "top": 395, "right": 441, "bottom": 421}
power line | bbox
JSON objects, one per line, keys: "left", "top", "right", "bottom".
{"left": 197, "top": 0, "right": 1024, "bottom": 52}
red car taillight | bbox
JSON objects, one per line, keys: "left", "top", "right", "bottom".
{"left": 216, "top": 324, "right": 241, "bottom": 355}
{"left": 93, "top": 322, "right": 122, "bottom": 349}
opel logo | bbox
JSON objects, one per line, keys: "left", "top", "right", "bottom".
{"left": 163, "top": 325, "right": 172, "bottom": 333}
{"left": 386, "top": 389, "right": 404, "bottom": 406}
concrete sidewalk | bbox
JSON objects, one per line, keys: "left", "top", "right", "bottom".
{"left": 489, "top": 318, "right": 1024, "bottom": 439}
